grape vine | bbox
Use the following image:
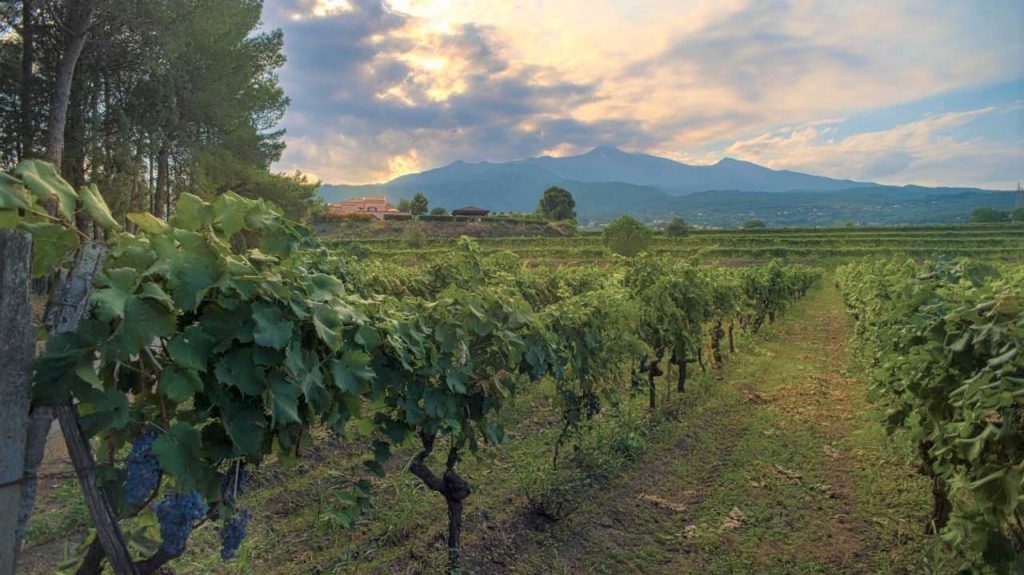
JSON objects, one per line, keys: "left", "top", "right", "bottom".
{"left": 1, "top": 162, "right": 822, "bottom": 574}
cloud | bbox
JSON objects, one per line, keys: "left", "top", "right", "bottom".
{"left": 722, "top": 105, "right": 1024, "bottom": 188}
{"left": 265, "top": 0, "right": 651, "bottom": 183}
{"left": 263, "top": 0, "right": 1024, "bottom": 186}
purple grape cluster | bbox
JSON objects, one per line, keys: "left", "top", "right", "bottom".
{"left": 125, "top": 430, "right": 161, "bottom": 507}
{"left": 219, "top": 509, "right": 252, "bottom": 560}
{"left": 154, "top": 490, "right": 208, "bottom": 556}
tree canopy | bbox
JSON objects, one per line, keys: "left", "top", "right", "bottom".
{"left": 664, "top": 217, "right": 688, "bottom": 237}
{"left": 0, "top": 0, "right": 318, "bottom": 223}
{"left": 602, "top": 215, "right": 652, "bottom": 257}
{"left": 536, "top": 186, "right": 576, "bottom": 220}
{"left": 410, "top": 192, "right": 429, "bottom": 216}
{"left": 970, "top": 206, "right": 1011, "bottom": 223}
{"left": 743, "top": 219, "right": 767, "bottom": 229}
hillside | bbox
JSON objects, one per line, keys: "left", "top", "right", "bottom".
{"left": 319, "top": 146, "right": 1013, "bottom": 226}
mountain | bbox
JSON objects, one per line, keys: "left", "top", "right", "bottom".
{"left": 319, "top": 146, "right": 1011, "bottom": 226}
{"left": 320, "top": 146, "right": 876, "bottom": 210}
{"left": 520, "top": 146, "right": 870, "bottom": 194}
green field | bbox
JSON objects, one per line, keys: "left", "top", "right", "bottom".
{"left": 14, "top": 206, "right": 1023, "bottom": 575}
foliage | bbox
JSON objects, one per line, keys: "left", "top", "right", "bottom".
{"left": 537, "top": 186, "right": 576, "bottom": 221}
{"left": 664, "top": 217, "right": 688, "bottom": 237}
{"left": 971, "top": 207, "right": 1012, "bottom": 223}
{"left": 7, "top": 161, "right": 825, "bottom": 571}
{"left": 742, "top": 219, "right": 767, "bottom": 229}
{"left": 837, "top": 258, "right": 1024, "bottom": 572}
{"left": 1, "top": 0, "right": 305, "bottom": 219}
{"left": 410, "top": 193, "right": 429, "bottom": 216}
{"left": 430, "top": 207, "right": 448, "bottom": 216}
{"left": 602, "top": 215, "right": 652, "bottom": 257}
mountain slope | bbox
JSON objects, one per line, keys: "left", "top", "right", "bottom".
{"left": 318, "top": 146, "right": 1010, "bottom": 225}
{"left": 520, "top": 146, "right": 871, "bottom": 194}
{"left": 319, "top": 146, "right": 878, "bottom": 212}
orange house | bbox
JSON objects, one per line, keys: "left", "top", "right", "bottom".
{"left": 328, "top": 196, "right": 404, "bottom": 220}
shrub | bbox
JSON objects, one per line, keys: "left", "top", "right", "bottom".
{"left": 602, "top": 215, "right": 652, "bottom": 256}
{"left": 664, "top": 217, "right": 688, "bottom": 237}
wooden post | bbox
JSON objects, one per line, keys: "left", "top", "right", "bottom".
{"left": 0, "top": 230, "right": 34, "bottom": 574}
{"left": 17, "top": 241, "right": 140, "bottom": 574}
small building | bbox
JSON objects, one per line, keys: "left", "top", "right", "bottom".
{"left": 451, "top": 206, "right": 490, "bottom": 217}
{"left": 328, "top": 196, "right": 405, "bottom": 220}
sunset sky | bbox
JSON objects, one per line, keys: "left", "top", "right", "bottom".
{"left": 263, "top": 0, "right": 1023, "bottom": 188}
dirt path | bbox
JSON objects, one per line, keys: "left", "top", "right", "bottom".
{"left": 463, "top": 284, "right": 930, "bottom": 574}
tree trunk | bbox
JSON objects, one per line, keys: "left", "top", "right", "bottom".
{"left": 19, "top": 0, "right": 35, "bottom": 159}
{"left": 918, "top": 442, "right": 950, "bottom": 534}
{"left": 646, "top": 352, "right": 663, "bottom": 411}
{"left": 154, "top": 140, "right": 170, "bottom": 219}
{"left": 768, "top": 310, "right": 776, "bottom": 325}
{"left": 409, "top": 434, "right": 471, "bottom": 574}
{"left": 676, "top": 358, "right": 687, "bottom": 393}
{"left": 648, "top": 371, "right": 656, "bottom": 411}
{"left": 16, "top": 242, "right": 106, "bottom": 557}
{"left": 728, "top": 321, "right": 735, "bottom": 353}
{"left": 928, "top": 475, "right": 951, "bottom": 534}
{"left": 0, "top": 231, "right": 34, "bottom": 574}
{"left": 711, "top": 319, "right": 725, "bottom": 369}
{"left": 57, "top": 404, "right": 139, "bottom": 574}
{"left": 44, "top": 0, "right": 97, "bottom": 167}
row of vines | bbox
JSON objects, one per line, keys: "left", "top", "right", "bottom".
{"left": 1, "top": 161, "right": 817, "bottom": 574}
{"left": 836, "top": 258, "right": 1023, "bottom": 573}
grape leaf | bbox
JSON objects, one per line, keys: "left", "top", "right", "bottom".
{"left": 269, "top": 375, "right": 301, "bottom": 426}
{"left": 92, "top": 267, "right": 141, "bottom": 321}
{"left": 252, "top": 303, "right": 294, "bottom": 350}
{"left": 127, "top": 212, "right": 170, "bottom": 235}
{"left": 79, "top": 183, "right": 122, "bottom": 231}
{"left": 171, "top": 192, "right": 214, "bottom": 231}
{"left": 214, "top": 348, "right": 265, "bottom": 396}
{"left": 109, "top": 296, "right": 177, "bottom": 355}
{"left": 18, "top": 221, "right": 79, "bottom": 277}
{"left": 159, "top": 366, "right": 205, "bottom": 402}
{"left": 15, "top": 160, "right": 78, "bottom": 222}
{"left": 152, "top": 423, "right": 203, "bottom": 481}
{"left": 0, "top": 172, "right": 31, "bottom": 210}
{"left": 213, "top": 192, "right": 251, "bottom": 239}
{"left": 167, "top": 325, "right": 216, "bottom": 372}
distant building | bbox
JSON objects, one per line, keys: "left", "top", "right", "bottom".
{"left": 328, "top": 196, "right": 405, "bottom": 220}
{"left": 451, "top": 206, "right": 490, "bottom": 217}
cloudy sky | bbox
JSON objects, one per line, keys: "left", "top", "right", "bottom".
{"left": 262, "top": 0, "right": 1023, "bottom": 188}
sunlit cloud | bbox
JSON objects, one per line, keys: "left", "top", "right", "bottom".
{"left": 263, "top": 0, "right": 1024, "bottom": 187}
{"left": 723, "top": 104, "right": 1024, "bottom": 188}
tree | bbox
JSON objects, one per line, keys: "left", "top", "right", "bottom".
{"left": 743, "top": 219, "right": 766, "bottom": 229}
{"left": 410, "top": 192, "right": 428, "bottom": 216}
{"left": 664, "top": 217, "right": 688, "bottom": 237}
{"left": 537, "top": 186, "right": 576, "bottom": 220}
{"left": 430, "top": 207, "right": 447, "bottom": 216}
{"left": 970, "top": 207, "right": 1010, "bottom": 223}
{"left": 602, "top": 215, "right": 652, "bottom": 257}
{"left": 0, "top": 0, "right": 310, "bottom": 223}
{"left": 1012, "top": 207, "right": 1024, "bottom": 222}
{"left": 397, "top": 198, "right": 412, "bottom": 212}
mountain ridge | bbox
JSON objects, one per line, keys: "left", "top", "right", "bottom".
{"left": 319, "top": 146, "right": 1011, "bottom": 226}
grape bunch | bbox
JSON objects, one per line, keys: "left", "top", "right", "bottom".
{"left": 125, "top": 430, "right": 161, "bottom": 507}
{"left": 155, "top": 490, "right": 208, "bottom": 556}
{"left": 219, "top": 509, "right": 252, "bottom": 560}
